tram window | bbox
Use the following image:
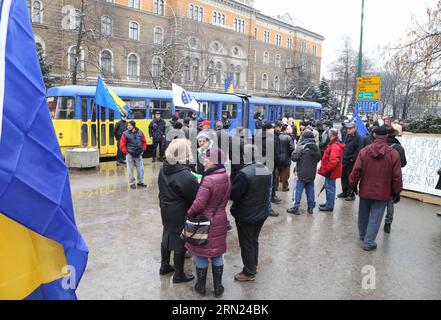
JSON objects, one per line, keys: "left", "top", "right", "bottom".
{"left": 175, "top": 107, "right": 197, "bottom": 119}
{"left": 285, "top": 107, "right": 295, "bottom": 118}
{"left": 47, "top": 97, "right": 75, "bottom": 120}
{"left": 91, "top": 124, "right": 97, "bottom": 147}
{"left": 199, "top": 102, "right": 212, "bottom": 119}
{"left": 222, "top": 103, "right": 237, "bottom": 119}
{"left": 295, "top": 107, "right": 305, "bottom": 120}
{"left": 304, "top": 109, "right": 314, "bottom": 120}
{"left": 81, "top": 99, "right": 88, "bottom": 122}
{"left": 125, "top": 99, "right": 147, "bottom": 119}
{"left": 254, "top": 105, "right": 265, "bottom": 119}
{"left": 150, "top": 100, "right": 172, "bottom": 119}
{"left": 109, "top": 124, "right": 115, "bottom": 146}
{"left": 109, "top": 110, "right": 115, "bottom": 122}
{"left": 101, "top": 124, "right": 106, "bottom": 146}
{"left": 81, "top": 124, "right": 88, "bottom": 147}
{"left": 91, "top": 102, "right": 97, "bottom": 122}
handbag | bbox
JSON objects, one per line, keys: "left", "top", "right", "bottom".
{"left": 181, "top": 215, "right": 211, "bottom": 246}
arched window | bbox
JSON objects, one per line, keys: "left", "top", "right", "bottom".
{"left": 154, "top": 27, "right": 163, "bottom": 45}
{"left": 263, "top": 52, "right": 269, "bottom": 65}
{"left": 208, "top": 61, "right": 215, "bottom": 85}
{"left": 129, "top": 22, "right": 140, "bottom": 40}
{"left": 189, "top": 4, "right": 194, "bottom": 18}
{"left": 128, "top": 54, "right": 139, "bottom": 77}
{"left": 261, "top": 74, "right": 268, "bottom": 90}
{"left": 215, "top": 62, "right": 222, "bottom": 84}
{"left": 234, "top": 66, "right": 241, "bottom": 88}
{"left": 101, "top": 16, "right": 112, "bottom": 37}
{"left": 193, "top": 58, "right": 200, "bottom": 83}
{"left": 275, "top": 54, "right": 281, "bottom": 68}
{"left": 68, "top": 46, "right": 84, "bottom": 73}
{"left": 101, "top": 50, "right": 112, "bottom": 74}
{"left": 152, "top": 57, "right": 162, "bottom": 78}
{"left": 199, "top": 7, "right": 204, "bottom": 22}
{"left": 183, "top": 57, "right": 191, "bottom": 82}
{"left": 274, "top": 76, "right": 280, "bottom": 91}
{"left": 33, "top": 1, "right": 42, "bottom": 23}
{"left": 68, "top": 9, "right": 81, "bottom": 30}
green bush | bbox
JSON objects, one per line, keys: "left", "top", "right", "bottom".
{"left": 407, "top": 115, "right": 441, "bottom": 134}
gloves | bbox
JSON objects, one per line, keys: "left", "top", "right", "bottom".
{"left": 325, "top": 172, "right": 331, "bottom": 178}
{"left": 393, "top": 194, "right": 401, "bottom": 204}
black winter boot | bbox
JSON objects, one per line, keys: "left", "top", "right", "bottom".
{"left": 159, "top": 247, "right": 175, "bottom": 275}
{"left": 172, "top": 252, "right": 194, "bottom": 283}
{"left": 212, "top": 265, "right": 225, "bottom": 298}
{"left": 194, "top": 268, "right": 208, "bottom": 296}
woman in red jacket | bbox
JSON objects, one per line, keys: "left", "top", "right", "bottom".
{"left": 186, "top": 147, "right": 231, "bottom": 298}
{"left": 317, "top": 128, "right": 345, "bottom": 212}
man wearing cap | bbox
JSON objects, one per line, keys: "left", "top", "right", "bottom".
{"left": 120, "top": 121, "right": 147, "bottom": 189}
{"left": 339, "top": 122, "right": 363, "bottom": 201}
{"left": 149, "top": 111, "right": 166, "bottom": 162}
{"left": 201, "top": 120, "right": 211, "bottom": 131}
{"left": 114, "top": 114, "right": 128, "bottom": 166}
{"left": 349, "top": 126, "right": 403, "bottom": 251}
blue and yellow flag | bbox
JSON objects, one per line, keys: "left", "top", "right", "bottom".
{"left": 224, "top": 75, "right": 234, "bottom": 94}
{"left": 95, "top": 77, "right": 132, "bottom": 117}
{"left": 0, "top": 0, "right": 88, "bottom": 300}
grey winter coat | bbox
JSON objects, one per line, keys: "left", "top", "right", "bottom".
{"left": 291, "top": 138, "right": 321, "bottom": 183}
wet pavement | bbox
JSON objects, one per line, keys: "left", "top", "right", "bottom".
{"left": 71, "top": 160, "right": 441, "bottom": 300}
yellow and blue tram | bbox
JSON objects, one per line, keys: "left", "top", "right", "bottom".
{"left": 46, "top": 86, "right": 322, "bottom": 157}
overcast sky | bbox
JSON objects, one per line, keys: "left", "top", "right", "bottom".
{"left": 254, "top": 0, "right": 434, "bottom": 77}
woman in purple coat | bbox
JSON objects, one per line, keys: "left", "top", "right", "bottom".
{"left": 186, "top": 147, "right": 231, "bottom": 298}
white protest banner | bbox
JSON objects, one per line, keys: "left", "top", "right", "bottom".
{"left": 398, "top": 134, "right": 441, "bottom": 197}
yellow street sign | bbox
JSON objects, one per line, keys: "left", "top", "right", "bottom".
{"left": 357, "top": 76, "right": 381, "bottom": 101}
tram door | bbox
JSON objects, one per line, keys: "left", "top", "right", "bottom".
{"left": 90, "top": 99, "right": 116, "bottom": 157}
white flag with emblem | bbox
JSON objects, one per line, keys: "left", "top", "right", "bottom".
{"left": 172, "top": 83, "right": 199, "bottom": 112}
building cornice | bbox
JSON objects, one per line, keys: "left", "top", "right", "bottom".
{"left": 256, "top": 13, "right": 325, "bottom": 41}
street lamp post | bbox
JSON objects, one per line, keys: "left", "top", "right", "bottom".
{"left": 358, "top": 0, "right": 365, "bottom": 77}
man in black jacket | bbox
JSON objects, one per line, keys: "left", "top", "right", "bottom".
{"left": 230, "top": 144, "right": 272, "bottom": 282}
{"left": 275, "top": 124, "right": 294, "bottom": 192}
{"left": 149, "top": 111, "right": 166, "bottom": 162}
{"left": 339, "top": 122, "right": 363, "bottom": 201}
{"left": 384, "top": 127, "right": 407, "bottom": 234}
{"left": 287, "top": 131, "right": 321, "bottom": 215}
{"left": 114, "top": 115, "right": 128, "bottom": 165}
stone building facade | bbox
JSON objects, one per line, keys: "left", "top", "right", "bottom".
{"left": 29, "top": 0, "right": 324, "bottom": 96}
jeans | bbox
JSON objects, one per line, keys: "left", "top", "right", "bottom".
{"left": 358, "top": 197, "right": 388, "bottom": 247}
{"left": 325, "top": 178, "right": 336, "bottom": 209}
{"left": 195, "top": 255, "right": 224, "bottom": 269}
{"left": 385, "top": 198, "right": 394, "bottom": 224}
{"left": 293, "top": 180, "right": 315, "bottom": 209}
{"left": 126, "top": 153, "right": 144, "bottom": 185}
{"left": 236, "top": 220, "right": 265, "bottom": 276}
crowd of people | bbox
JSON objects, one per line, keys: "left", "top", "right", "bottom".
{"left": 113, "top": 110, "right": 441, "bottom": 298}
